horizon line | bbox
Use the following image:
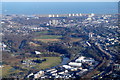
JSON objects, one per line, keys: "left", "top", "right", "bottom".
{"left": 1, "top": 1, "right": 119, "bottom": 2}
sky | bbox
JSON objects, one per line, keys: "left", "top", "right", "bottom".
{"left": 1, "top": 0, "right": 120, "bottom": 2}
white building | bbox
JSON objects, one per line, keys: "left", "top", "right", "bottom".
{"left": 76, "top": 56, "right": 95, "bottom": 63}
{"left": 34, "top": 71, "right": 44, "bottom": 79}
{"left": 70, "top": 68, "right": 78, "bottom": 71}
{"left": 68, "top": 62, "right": 82, "bottom": 67}
{"left": 75, "top": 56, "right": 85, "bottom": 62}
{"left": 48, "top": 15, "right": 52, "bottom": 17}
{"left": 58, "top": 71, "right": 65, "bottom": 75}
{"left": 91, "top": 13, "right": 95, "bottom": 17}
{"left": 35, "top": 51, "right": 42, "bottom": 55}
{"left": 27, "top": 73, "right": 34, "bottom": 78}
{"left": 50, "top": 70, "right": 57, "bottom": 74}
{"left": 49, "top": 20, "right": 59, "bottom": 25}
{"left": 62, "top": 65, "right": 72, "bottom": 69}
{"left": 56, "top": 15, "right": 59, "bottom": 17}
{"left": 68, "top": 14, "right": 72, "bottom": 17}
{"left": 46, "top": 68, "right": 56, "bottom": 72}
{"left": 0, "top": 43, "right": 7, "bottom": 51}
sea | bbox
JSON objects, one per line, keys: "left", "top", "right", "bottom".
{"left": 2, "top": 2, "right": 118, "bottom": 15}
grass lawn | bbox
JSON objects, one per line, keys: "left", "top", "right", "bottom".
{"left": 1, "top": 57, "right": 61, "bottom": 77}
{"left": 34, "top": 35, "right": 62, "bottom": 43}
{"left": 29, "top": 42, "right": 41, "bottom": 47}
{"left": 1, "top": 65, "right": 23, "bottom": 78}
{"left": 18, "top": 57, "right": 61, "bottom": 70}
{"left": 35, "top": 35, "right": 62, "bottom": 39}
{"left": 34, "top": 39, "right": 61, "bottom": 43}
{"left": 0, "top": 65, "right": 12, "bottom": 77}
{"left": 35, "top": 31, "right": 49, "bottom": 34}
{"left": 34, "top": 57, "right": 61, "bottom": 70}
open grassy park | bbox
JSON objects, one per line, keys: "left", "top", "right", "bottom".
{"left": 35, "top": 57, "right": 61, "bottom": 70}
{"left": 34, "top": 35, "right": 62, "bottom": 43}
{"left": 35, "top": 35, "right": 62, "bottom": 39}
{"left": 22, "top": 57, "right": 61, "bottom": 70}
{"left": 1, "top": 65, "right": 12, "bottom": 77}
{"left": 1, "top": 57, "right": 61, "bottom": 78}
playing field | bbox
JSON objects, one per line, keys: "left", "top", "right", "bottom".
{"left": 35, "top": 35, "right": 62, "bottom": 39}
{"left": 34, "top": 35, "right": 62, "bottom": 43}
{"left": 35, "top": 57, "right": 61, "bottom": 70}
{"left": 1, "top": 57, "right": 61, "bottom": 77}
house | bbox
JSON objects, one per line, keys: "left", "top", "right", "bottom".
{"left": 68, "top": 62, "right": 82, "bottom": 67}
{"left": 35, "top": 51, "right": 42, "bottom": 55}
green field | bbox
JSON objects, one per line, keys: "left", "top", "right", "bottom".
{"left": 35, "top": 35, "right": 62, "bottom": 39}
{"left": 35, "top": 57, "right": 61, "bottom": 69}
{"left": 1, "top": 65, "right": 12, "bottom": 77}
{"left": 35, "top": 31, "right": 49, "bottom": 34}
{"left": 1, "top": 65, "right": 24, "bottom": 78}
{"left": 1, "top": 57, "right": 61, "bottom": 77}
{"left": 20, "top": 57, "right": 61, "bottom": 70}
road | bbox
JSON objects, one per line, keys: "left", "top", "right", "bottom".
{"left": 81, "top": 42, "right": 114, "bottom": 79}
{"left": 92, "top": 43, "right": 114, "bottom": 79}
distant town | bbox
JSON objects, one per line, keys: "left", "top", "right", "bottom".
{"left": 1, "top": 13, "right": 120, "bottom": 79}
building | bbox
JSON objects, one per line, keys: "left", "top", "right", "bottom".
{"left": 49, "top": 20, "right": 59, "bottom": 25}
{"left": 35, "top": 51, "right": 42, "bottom": 55}
{"left": 89, "top": 32, "right": 94, "bottom": 40}
{"left": 75, "top": 56, "right": 94, "bottom": 63}
{"left": 62, "top": 65, "right": 72, "bottom": 69}
{"left": 113, "top": 64, "right": 120, "bottom": 71}
{"left": 75, "top": 56, "right": 85, "bottom": 62}
{"left": 68, "top": 62, "right": 82, "bottom": 67}
{"left": 34, "top": 71, "right": 44, "bottom": 79}
{"left": 27, "top": 73, "right": 34, "bottom": 78}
